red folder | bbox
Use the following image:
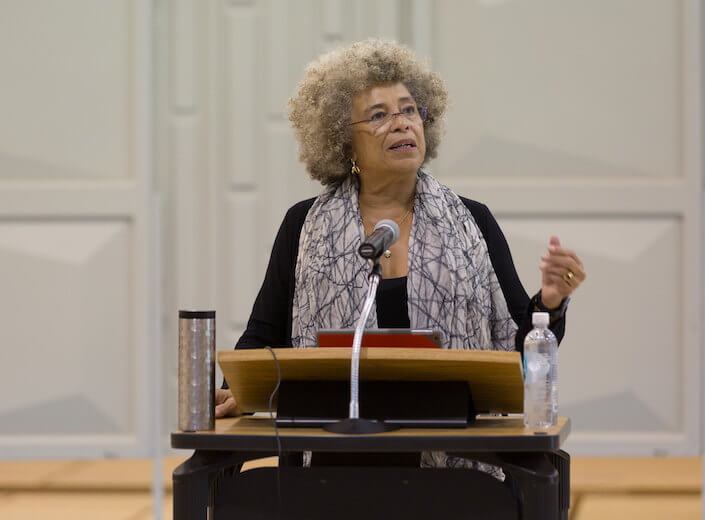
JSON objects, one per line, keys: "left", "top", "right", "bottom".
{"left": 317, "top": 329, "right": 442, "bottom": 349}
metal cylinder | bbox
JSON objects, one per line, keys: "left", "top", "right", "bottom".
{"left": 178, "top": 310, "right": 215, "bottom": 431}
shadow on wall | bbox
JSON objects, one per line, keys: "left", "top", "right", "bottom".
{"left": 449, "top": 135, "right": 650, "bottom": 178}
{"left": 0, "top": 394, "right": 120, "bottom": 434}
{"left": 561, "top": 390, "right": 668, "bottom": 432}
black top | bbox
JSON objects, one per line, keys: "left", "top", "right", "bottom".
{"left": 376, "top": 277, "right": 412, "bottom": 328}
{"left": 235, "top": 197, "right": 565, "bottom": 353}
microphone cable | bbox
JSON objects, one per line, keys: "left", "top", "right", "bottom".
{"left": 263, "top": 346, "right": 282, "bottom": 518}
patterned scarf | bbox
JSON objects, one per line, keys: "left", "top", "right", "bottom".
{"left": 292, "top": 169, "right": 517, "bottom": 351}
{"left": 291, "top": 169, "right": 517, "bottom": 476}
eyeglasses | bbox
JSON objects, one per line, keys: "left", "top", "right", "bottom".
{"left": 348, "top": 106, "right": 427, "bottom": 129}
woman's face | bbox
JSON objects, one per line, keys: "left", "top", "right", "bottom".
{"left": 350, "top": 82, "right": 426, "bottom": 178}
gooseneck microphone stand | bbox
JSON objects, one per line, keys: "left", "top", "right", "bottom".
{"left": 324, "top": 260, "right": 400, "bottom": 434}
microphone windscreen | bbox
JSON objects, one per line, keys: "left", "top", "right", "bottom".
{"left": 374, "top": 219, "right": 400, "bottom": 245}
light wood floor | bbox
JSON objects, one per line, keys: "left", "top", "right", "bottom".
{"left": 0, "top": 456, "right": 700, "bottom": 519}
{"left": 570, "top": 457, "right": 701, "bottom": 520}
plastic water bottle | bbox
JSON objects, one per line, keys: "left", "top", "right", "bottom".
{"left": 523, "top": 312, "right": 558, "bottom": 428}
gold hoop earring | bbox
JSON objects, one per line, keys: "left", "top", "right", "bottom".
{"left": 351, "top": 159, "right": 361, "bottom": 175}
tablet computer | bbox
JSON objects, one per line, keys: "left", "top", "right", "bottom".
{"left": 316, "top": 328, "right": 443, "bottom": 349}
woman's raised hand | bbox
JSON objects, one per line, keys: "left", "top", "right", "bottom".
{"left": 538, "top": 235, "right": 586, "bottom": 309}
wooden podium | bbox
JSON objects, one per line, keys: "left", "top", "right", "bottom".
{"left": 219, "top": 347, "right": 524, "bottom": 428}
{"left": 172, "top": 347, "right": 571, "bottom": 519}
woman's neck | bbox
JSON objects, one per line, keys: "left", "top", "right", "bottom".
{"left": 358, "top": 170, "right": 417, "bottom": 217}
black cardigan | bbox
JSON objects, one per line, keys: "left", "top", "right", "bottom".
{"left": 235, "top": 196, "right": 565, "bottom": 353}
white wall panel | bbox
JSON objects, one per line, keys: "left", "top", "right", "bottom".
{"left": 0, "top": 1, "right": 131, "bottom": 179}
{"left": 226, "top": 193, "right": 262, "bottom": 329}
{"left": 433, "top": 0, "right": 682, "bottom": 180}
{"left": 225, "top": 5, "right": 258, "bottom": 187}
{"left": 263, "top": 122, "right": 320, "bottom": 255}
{"left": 170, "top": 0, "right": 198, "bottom": 109}
{"left": 170, "top": 115, "right": 212, "bottom": 309}
{"left": 410, "top": 0, "right": 432, "bottom": 61}
{"left": 263, "top": 123, "right": 294, "bottom": 255}
{"left": 0, "top": 221, "right": 131, "bottom": 435}
{"left": 287, "top": 0, "right": 318, "bottom": 84}
{"left": 266, "top": 0, "right": 290, "bottom": 116}
{"left": 0, "top": 0, "right": 154, "bottom": 460}
{"left": 322, "top": 0, "right": 344, "bottom": 40}
{"left": 350, "top": 0, "right": 399, "bottom": 41}
{"left": 498, "top": 216, "right": 690, "bottom": 453}
{"left": 374, "top": 0, "right": 401, "bottom": 41}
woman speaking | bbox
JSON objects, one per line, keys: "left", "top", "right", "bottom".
{"left": 216, "top": 40, "right": 586, "bottom": 444}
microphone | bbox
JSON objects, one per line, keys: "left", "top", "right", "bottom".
{"left": 325, "top": 220, "right": 402, "bottom": 434}
{"left": 358, "top": 219, "right": 400, "bottom": 260}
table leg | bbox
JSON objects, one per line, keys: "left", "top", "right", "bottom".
{"left": 549, "top": 450, "right": 571, "bottom": 520}
{"left": 172, "top": 450, "right": 257, "bottom": 520}
{"left": 450, "top": 450, "right": 570, "bottom": 520}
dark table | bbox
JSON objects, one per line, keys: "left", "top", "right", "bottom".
{"left": 172, "top": 416, "right": 571, "bottom": 519}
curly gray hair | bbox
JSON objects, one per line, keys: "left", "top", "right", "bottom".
{"left": 288, "top": 39, "right": 448, "bottom": 185}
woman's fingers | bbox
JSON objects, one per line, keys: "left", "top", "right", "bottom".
{"left": 215, "top": 389, "right": 239, "bottom": 418}
{"left": 215, "top": 398, "right": 232, "bottom": 418}
{"left": 540, "top": 236, "right": 586, "bottom": 299}
{"left": 540, "top": 263, "right": 579, "bottom": 278}
{"left": 540, "top": 253, "right": 585, "bottom": 281}
{"left": 543, "top": 272, "right": 573, "bottom": 286}
{"left": 540, "top": 264, "right": 571, "bottom": 278}
{"left": 541, "top": 264, "right": 582, "bottom": 288}
{"left": 215, "top": 388, "right": 231, "bottom": 404}
{"left": 547, "top": 245, "right": 584, "bottom": 269}
{"left": 542, "top": 274, "right": 574, "bottom": 296}
{"left": 215, "top": 396, "right": 238, "bottom": 418}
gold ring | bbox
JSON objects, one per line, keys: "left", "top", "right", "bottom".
{"left": 562, "top": 271, "right": 575, "bottom": 285}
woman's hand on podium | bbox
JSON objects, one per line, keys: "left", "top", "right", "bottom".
{"left": 215, "top": 389, "right": 240, "bottom": 418}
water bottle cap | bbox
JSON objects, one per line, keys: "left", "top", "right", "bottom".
{"left": 532, "top": 312, "right": 549, "bottom": 328}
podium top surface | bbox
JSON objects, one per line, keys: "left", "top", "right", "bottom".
{"left": 172, "top": 416, "right": 570, "bottom": 452}
{"left": 218, "top": 347, "right": 524, "bottom": 414}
